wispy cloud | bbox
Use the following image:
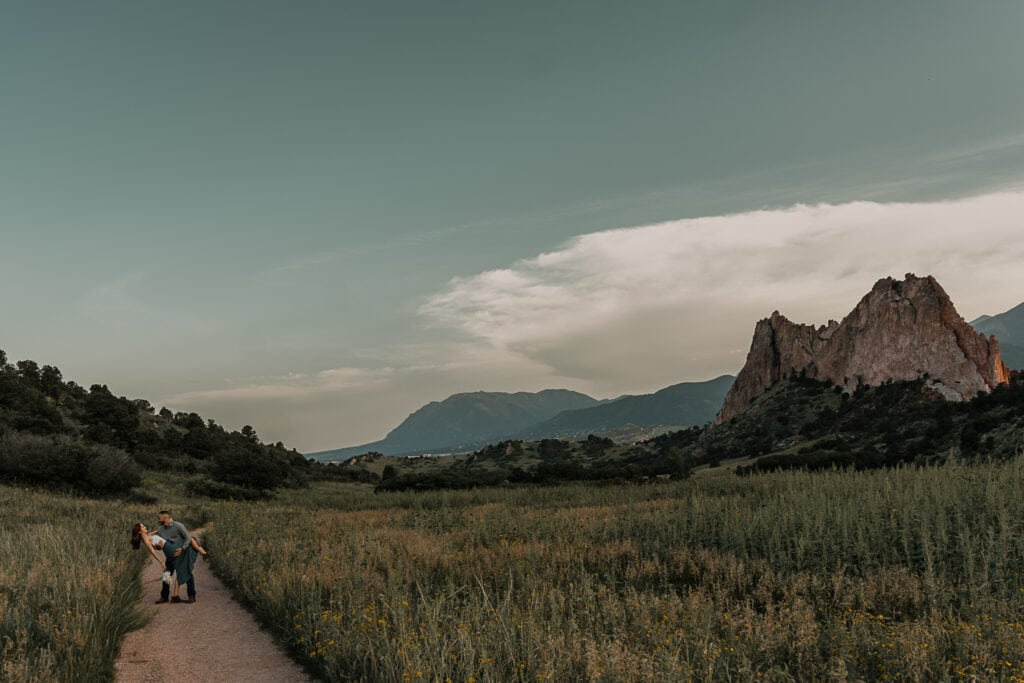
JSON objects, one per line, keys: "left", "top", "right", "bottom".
{"left": 924, "top": 132, "right": 1024, "bottom": 166}
{"left": 421, "top": 190, "right": 1024, "bottom": 388}
{"left": 80, "top": 273, "right": 215, "bottom": 335}
{"left": 161, "top": 342, "right": 554, "bottom": 406}
{"left": 266, "top": 217, "right": 508, "bottom": 276}
{"left": 159, "top": 348, "right": 565, "bottom": 452}
{"left": 164, "top": 366, "right": 396, "bottom": 403}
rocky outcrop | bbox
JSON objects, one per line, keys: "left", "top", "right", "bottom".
{"left": 715, "top": 274, "right": 1010, "bottom": 425}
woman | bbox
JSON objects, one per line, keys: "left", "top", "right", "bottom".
{"left": 130, "top": 522, "right": 208, "bottom": 602}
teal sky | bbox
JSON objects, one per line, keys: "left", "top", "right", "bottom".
{"left": 3, "top": 1, "right": 1024, "bottom": 452}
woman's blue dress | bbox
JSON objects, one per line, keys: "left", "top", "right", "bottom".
{"left": 162, "top": 539, "right": 198, "bottom": 586}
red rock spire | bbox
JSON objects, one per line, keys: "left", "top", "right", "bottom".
{"left": 714, "top": 274, "right": 1009, "bottom": 425}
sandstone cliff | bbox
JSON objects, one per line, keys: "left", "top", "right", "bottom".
{"left": 714, "top": 274, "right": 1010, "bottom": 425}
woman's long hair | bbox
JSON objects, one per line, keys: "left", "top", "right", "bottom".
{"left": 131, "top": 523, "right": 143, "bottom": 550}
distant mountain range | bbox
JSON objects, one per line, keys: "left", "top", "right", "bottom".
{"left": 311, "top": 285, "right": 1023, "bottom": 464}
{"left": 972, "top": 301, "right": 1024, "bottom": 370}
{"left": 517, "top": 375, "right": 734, "bottom": 440}
{"left": 308, "top": 376, "right": 734, "bottom": 462}
{"left": 309, "top": 389, "right": 599, "bottom": 461}
{"left": 349, "top": 277, "right": 1024, "bottom": 491}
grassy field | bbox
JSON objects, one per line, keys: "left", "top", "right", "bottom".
{"left": 0, "top": 487, "right": 149, "bottom": 682}
{"left": 7, "top": 459, "right": 1024, "bottom": 681}
{"left": 199, "top": 460, "right": 1024, "bottom": 682}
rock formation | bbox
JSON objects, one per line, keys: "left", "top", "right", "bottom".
{"left": 715, "top": 274, "right": 1010, "bottom": 425}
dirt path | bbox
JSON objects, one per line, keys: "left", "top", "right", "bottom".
{"left": 115, "top": 532, "right": 313, "bottom": 683}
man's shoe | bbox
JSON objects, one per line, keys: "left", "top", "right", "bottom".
{"left": 154, "top": 598, "right": 169, "bottom": 604}
{"left": 170, "top": 596, "right": 183, "bottom": 603}
{"left": 187, "top": 597, "right": 196, "bottom": 604}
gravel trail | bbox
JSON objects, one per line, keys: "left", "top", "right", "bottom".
{"left": 115, "top": 531, "right": 313, "bottom": 683}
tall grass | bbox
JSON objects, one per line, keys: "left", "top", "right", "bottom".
{"left": 0, "top": 486, "right": 147, "bottom": 682}
{"left": 203, "top": 460, "right": 1024, "bottom": 681}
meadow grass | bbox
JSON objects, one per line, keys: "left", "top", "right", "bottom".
{"left": 201, "top": 460, "right": 1024, "bottom": 682}
{"left": 0, "top": 486, "right": 149, "bottom": 682}
{"left": 6, "top": 460, "right": 1024, "bottom": 681}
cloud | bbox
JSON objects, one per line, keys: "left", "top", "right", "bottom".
{"left": 160, "top": 189, "right": 1024, "bottom": 452}
{"left": 266, "top": 217, "right": 508, "bottom": 277}
{"left": 80, "top": 274, "right": 215, "bottom": 336}
{"left": 421, "top": 190, "right": 1024, "bottom": 390}
{"left": 164, "top": 366, "right": 396, "bottom": 403}
{"left": 925, "top": 132, "right": 1024, "bottom": 166}
{"left": 163, "top": 342, "right": 562, "bottom": 408}
{"left": 159, "top": 348, "right": 566, "bottom": 452}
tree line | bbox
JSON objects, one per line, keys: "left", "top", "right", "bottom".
{"left": 0, "top": 347, "right": 355, "bottom": 498}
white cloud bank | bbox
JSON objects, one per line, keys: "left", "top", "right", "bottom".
{"left": 163, "top": 190, "right": 1024, "bottom": 452}
{"left": 422, "top": 190, "right": 1024, "bottom": 391}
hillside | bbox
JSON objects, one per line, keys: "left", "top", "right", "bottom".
{"left": 714, "top": 373, "right": 1024, "bottom": 473}
{"left": 356, "top": 372, "right": 1024, "bottom": 492}
{"left": 517, "top": 375, "right": 734, "bottom": 440}
{"left": 309, "top": 389, "right": 600, "bottom": 461}
{"left": 311, "top": 377, "right": 737, "bottom": 462}
{"left": 367, "top": 430, "right": 700, "bottom": 491}
{"left": 0, "top": 346, "right": 340, "bottom": 500}
{"left": 972, "top": 301, "right": 1024, "bottom": 369}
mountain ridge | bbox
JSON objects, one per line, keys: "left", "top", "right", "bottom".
{"left": 309, "top": 377, "right": 735, "bottom": 462}
{"left": 517, "top": 375, "right": 734, "bottom": 440}
{"left": 716, "top": 273, "right": 1009, "bottom": 425}
{"left": 308, "top": 389, "right": 599, "bottom": 461}
{"left": 972, "top": 302, "right": 1024, "bottom": 370}
{"left": 383, "top": 388, "right": 599, "bottom": 449}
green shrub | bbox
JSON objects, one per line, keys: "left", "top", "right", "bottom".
{"left": 0, "top": 433, "right": 141, "bottom": 496}
{"left": 211, "top": 442, "right": 288, "bottom": 491}
{"left": 184, "top": 478, "right": 274, "bottom": 501}
{"left": 85, "top": 449, "right": 142, "bottom": 494}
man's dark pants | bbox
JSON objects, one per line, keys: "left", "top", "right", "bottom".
{"left": 160, "top": 558, "right": 196, "bottom": 600}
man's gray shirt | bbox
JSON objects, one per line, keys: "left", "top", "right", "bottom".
{"left": 157, "top": 521, "right": 191, "bottom": 551}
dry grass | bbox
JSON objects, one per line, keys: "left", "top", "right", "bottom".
{"left": 0, "top": 487, "right": 148, "bottom": 682}
{"left": 202, "top": 459, "right": 1024, "bottom": 681}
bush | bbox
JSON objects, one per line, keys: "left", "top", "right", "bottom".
{"left": 0, "top": 432, "right": 80, "bottom": 483}
{"left": 122, "top": 488, "right": 159, "bottom": 505}
{"left": 184, "top": 478, "right": 274, "bottom": 501}
{"left": 315, "top": 463, "right": 381, "bottom": 483}
{"left": 0, "top": 433, "right": 141, "bottom": 496}
{"left": 211, "top": 443, "right": 289, "bottom": 491}
{"left": 85, "top": 450, "right": 142, "bottom": 494}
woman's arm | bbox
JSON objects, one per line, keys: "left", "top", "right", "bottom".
{"left": 143, "top": 535, "right": 166, "bottom": 567}
{"left": 189, "top": 536, "right": 207, "bottom": 555}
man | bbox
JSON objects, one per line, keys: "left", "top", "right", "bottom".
{"left": 154, "top": 510, "right": 196, "bottom": 604}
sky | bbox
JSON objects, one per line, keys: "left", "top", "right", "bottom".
{"left": 2, "top": 1, "right": 1024, "bottom": 453}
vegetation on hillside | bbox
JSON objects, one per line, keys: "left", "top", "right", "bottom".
{"left": 373, "top": 432, "right": 698, "bottom": 492}
{"left": 352, "top": 372, "right": 1024, "bottom": 492}
{"left": 0, "top": 347, "right": 363, "bottom": 499}
{"left": 715, "top": 372, "right": 1024, "bottom": 475}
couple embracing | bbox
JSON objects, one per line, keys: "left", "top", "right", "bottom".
{"left": 130, "top": 510, "right": 208, "bottom": 604}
